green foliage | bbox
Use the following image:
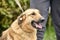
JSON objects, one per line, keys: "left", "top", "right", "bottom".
{"left": 0, "top": 0, "right": 30, "bottom": 35}
{"left": 44, "top": 14, "right": 56, "bottom": 40}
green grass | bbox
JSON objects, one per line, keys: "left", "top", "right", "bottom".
{"left": 43, "top": 26, "right": 56, "bottom": 40}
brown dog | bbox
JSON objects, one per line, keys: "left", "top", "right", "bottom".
{"left": 0, "top": 9, "right": 44, "bottom": 40}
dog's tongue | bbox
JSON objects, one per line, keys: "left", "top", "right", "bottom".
{"left": 34, "top": 23, "right": 42, "bottom": 29}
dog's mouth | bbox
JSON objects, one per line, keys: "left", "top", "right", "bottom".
{"left": 31, "top": 21, "right": 42, "bottom": 29}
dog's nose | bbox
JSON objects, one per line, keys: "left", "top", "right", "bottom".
{"left": 39, "top": 17, "right": 45, "bottom": 23}
{"left": 40, "top": 18, "right": 45, "bottom": 22}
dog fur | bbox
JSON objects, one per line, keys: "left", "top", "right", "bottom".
{"left": 0, "top": 9, "right": 43, "bottom": 40}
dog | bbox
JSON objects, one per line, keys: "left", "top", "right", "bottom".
{"left": 0, "top": 9, "right": 44, "bottom": 40}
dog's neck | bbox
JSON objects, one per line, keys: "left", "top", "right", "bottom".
{"left": 10, "top": 20, "right": 36, "bottom": 40}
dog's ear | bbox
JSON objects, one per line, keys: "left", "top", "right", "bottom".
{"left": 18, "top": 14, "right": 26, "bottom": 24}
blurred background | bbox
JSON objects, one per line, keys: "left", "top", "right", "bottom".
{"left": 0, "top": 0, "right": 56, "bottom": 40}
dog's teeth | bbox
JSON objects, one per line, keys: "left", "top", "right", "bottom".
{"left": 20, "top": 18, "right": 22, "bottom": 20}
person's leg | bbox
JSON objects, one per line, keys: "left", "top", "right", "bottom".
{"left": 30, "top": 0, "right": 50, "bottom": 40}
{"left": 51, "top": 0, "right": 60, "bottom": 40}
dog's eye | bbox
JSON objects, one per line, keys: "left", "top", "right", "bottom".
{"left": 31, "top": 12, "right": 35, "bottom": 15}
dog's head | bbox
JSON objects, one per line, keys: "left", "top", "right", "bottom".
{"left": 18, "top": 9, "right": 44, "bottom": 33}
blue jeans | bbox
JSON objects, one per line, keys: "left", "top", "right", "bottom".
{"left": 30, "top": 0, "right": 60, "bottom": 40}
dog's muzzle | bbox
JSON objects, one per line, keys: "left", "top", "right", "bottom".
{"left": 31, "top": 18, "right": 45, "bottom": 29}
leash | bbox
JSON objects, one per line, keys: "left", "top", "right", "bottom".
{"left": 14, "top": 0, "right": 24, "bottom": 12}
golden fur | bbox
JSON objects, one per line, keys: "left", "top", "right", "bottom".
{"left": 0, "top": 9, "right": 43, "bottom": 40}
